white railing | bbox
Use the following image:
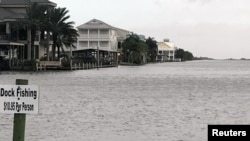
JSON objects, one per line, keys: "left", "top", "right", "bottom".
{"left": 36, "top": 61, "right": 61, "bottom": 71}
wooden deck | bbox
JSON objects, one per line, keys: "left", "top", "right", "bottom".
{"left": 36, "top": 61, "right": 61, "bottom": 71}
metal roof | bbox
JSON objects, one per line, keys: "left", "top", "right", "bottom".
{"left": 77, "top": 19, "right": 131, "bottom": 39}
{"left": 157, "top": 42, "right": 175, "bottom": 51}
{"left": 0, "top": 0, "right": 55, "bottom": 21}
{"left": 0, "top": 7, "right": 15, "bottom": 20}
{"left": 0, "top": 0, "right": 54, "bottom": 5}
{"left": 77, "top": 19, "right": 113, "bottom": 29}
{"left": 0, "top": 41, "right": 25, "bottom": 46}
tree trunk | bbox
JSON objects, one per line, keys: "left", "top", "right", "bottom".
{"left": 57, "top": 46, "right": 60, "bottom": 60}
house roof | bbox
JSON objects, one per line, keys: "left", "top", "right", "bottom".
{"left": 0, "top": 0, "right": 55, "bottom": 5}
{"left": 77, "top": 19, "right": 131, "bottom": 39}
{"left": 0, "top": 7, "right": 26, "bottom": 21}
{"left": 0, "top": 7, "right": 15, "bottom": 20}
{"left": 0, "top": 40, "right": 25, "bottom": 46}
{"left": 157, "top": 42, "right": 175, "bottom": 51}
{"left": 0, "top": 0, "right": 56, "bottom": 21}
{"left": 115, "top": 27, "right": 130, "bottom": 40}
{"left": 77, "top": 19, "right": 113, "bottom": 29}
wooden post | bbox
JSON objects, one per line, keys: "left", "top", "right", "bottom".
{"left": 70, "top": 60, "right": 72, "bottom": 70}
{"left": 97, "top": 46, "right": 99, "bottom": 70}
{"left": 13, "top": 79, "right": 28, "bottom": 141}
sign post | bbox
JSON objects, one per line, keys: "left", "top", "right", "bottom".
{"left": 13, "top": 79, "right": 28, "bottom": 141}
{"left": 0, "top": 79, "right": 39, "bottom": 141}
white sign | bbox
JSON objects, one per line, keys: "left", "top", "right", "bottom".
{"left": 0, "top": 85, "right": 39, "bottom": 114}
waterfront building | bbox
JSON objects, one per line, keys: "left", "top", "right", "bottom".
{"left": 157, "top": 39, "right": 176, "bottom": 62}
{"left": 73, "top": 19, "right": 130, "bottom": 65}
{"left": 0, "top": 0, "right": 56, "bottom": 68}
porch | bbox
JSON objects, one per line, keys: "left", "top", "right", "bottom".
{"left": 0, "top": 41, "right": 25, "bottom": 69}
{"left": 72, "top": 49, "right": 119, "bottom": 67}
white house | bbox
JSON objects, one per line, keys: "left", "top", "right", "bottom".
{"left": 157, "top": 39, "right": 176, "bottom": 62}
{"left": 73, "top": 19, "right": 130, "bottom": 64}
{"left": 76, "top": 19, "right": 130, "bottom": 51}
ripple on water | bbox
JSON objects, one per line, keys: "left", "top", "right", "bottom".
{"left": 1, "top": 60, "right": 250, "bottom": 141}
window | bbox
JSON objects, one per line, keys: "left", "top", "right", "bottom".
{"left": 89, "top": 41, "right": 98, "bottom": 47}
{"left": 100, "top": 29, "right": 109, "bottom": 34}
{"left": 79, "top": 41, "right": 88, "bottom": 47}
{"left": 100, "top": 41, "right": 109, "bottom": 47}
{"left": 89, "top": 29, "right": 98, "bottom": 34}
{"left": 79, "top": 29, "right": 88, "bottom": 34}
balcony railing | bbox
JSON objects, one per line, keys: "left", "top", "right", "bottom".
{"left": 0, "top": 34, "right": 7, "bottom": 40}
{"left": 79, "top": 34, "right": 88, "bottom": 38}
{"left": 89, "top": 34, "right": 98, "bottom": 38}
{"left": 99, "top": 34, "right": 109, "bottom": 39}
{"left": 0, "top": 34, "right": 27, "bottom": 41}
{"left": 79, "top": 34, "right": 110, "bottom": 39}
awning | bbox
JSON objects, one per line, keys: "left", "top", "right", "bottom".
{"left": 0, "top": 41, "right": 25, "bottom": 46}
{"left": 73, "top": 48, "right": 118, "bottom": 53}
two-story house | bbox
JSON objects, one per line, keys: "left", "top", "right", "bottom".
{"left": 73, "top": 19, "right": 130, "bottom": 65}
{"left": 157, "top": 39, "right": 176, "bottom": 62}
{"left": 0, "top": 0, "right": 56, "bottom": 68}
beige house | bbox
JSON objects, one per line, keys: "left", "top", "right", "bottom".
{"left": 157, "top": 39, "right": 176, "bottom": 62}
{"left": 0, "top": 0, "right": 56, "bottom": 68}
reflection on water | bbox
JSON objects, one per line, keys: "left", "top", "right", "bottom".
{"left": 1, "top": 60, "right": 250, "bottom": 141}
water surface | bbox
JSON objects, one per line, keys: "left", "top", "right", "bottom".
{"left": 1, "top": 60, "right": 250, "bottom": 141}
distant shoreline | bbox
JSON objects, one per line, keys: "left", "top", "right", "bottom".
{"left": 193, "top": 57, "right": 250, "bottom": 61}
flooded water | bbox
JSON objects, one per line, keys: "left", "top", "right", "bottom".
{"left": 1, "top": 60, "right": 250, "bottom": 141}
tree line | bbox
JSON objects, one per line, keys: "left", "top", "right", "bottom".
{"left": 24, "top": 1, "right": 194, "bottom": 64}
{"left": 121, "top": 34, "right": 194, "bottom": 64}
{"left": 175, "top": 48, "right": 194, "bottom": 61}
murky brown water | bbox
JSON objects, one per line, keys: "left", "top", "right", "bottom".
{"left": 1, "top": 60, "right": 250, "bottom": 141}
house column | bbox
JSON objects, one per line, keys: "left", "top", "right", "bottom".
{"left": 168, "top": 50, "right": 170, "bottom": 61}
{"left": 6, "top": 22, "right": 10, "bottom": 39}
{"left": 98, "top": 29, "right": 100, "bottom": 48}
{"left": 36, "top": 30, "right": 41, "bottom": 59}
{"left": 173, "top": 50, "right": 175, "bottom": 61}
{"left": 27, "top": 28, "right": 31, "bottom": 60}
{"left": 87, "top": 29, "right": 90, "bottom": 48}
{"left": 12, "top": 46, "right": 15, "bottom": 66}
{"left": 9, "top": 45, "right": 13, "bottom": 68}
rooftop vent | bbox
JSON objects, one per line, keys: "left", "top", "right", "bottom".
{"left": 163, "top": 38, "right": 169, "bottom": 42}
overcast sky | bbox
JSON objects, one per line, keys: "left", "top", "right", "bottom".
{"left": 51, "top": 0, "right": 250, "bottom": 59}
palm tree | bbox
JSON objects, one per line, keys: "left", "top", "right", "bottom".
{"left": 25, "top": 1, "right": 49, "bottom": 60}
{"left": 47, "top": 7, "right": 77, "bottom": 61}
{"left": 57, "top": 24, "right": 78, "bottom": 56}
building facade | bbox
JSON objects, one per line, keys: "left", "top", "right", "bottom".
{"left": 76, "top": 19, "right": 129, "bottom": 52}
{"left": 157, "top": 39, "right": 176, "bottom": 62}
{"left": 0, "top": 0, "right": 56, "bottom": 68}
{"left": 74, "top": 19, "right": 130, "bottom": 65}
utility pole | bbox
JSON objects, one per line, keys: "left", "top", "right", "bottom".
{"left": 97, "top": 46, "right": 99, "bottom": 70}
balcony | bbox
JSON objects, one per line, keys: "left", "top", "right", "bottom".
{"left": 89, "top": 34, "right": 98, "bottom": 38}
{"left": 79, "top": 34, "right": 88, "bottom": 38}
{"left": 79, "top": 34, "right": 110, "bottom": 39}
{"left": 99, "top": 34, "right": 109, "bottom": 39}
{"left": 0, "top": 34, "right": 18, "bottom": 41}
{"left": 0, "top": 34, "right": 7, "bottom": 40}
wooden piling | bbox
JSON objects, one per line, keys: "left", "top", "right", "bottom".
{"left": 13, "top": 79, "right": 28, "bottom": 141}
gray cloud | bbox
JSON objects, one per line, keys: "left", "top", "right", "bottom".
{"left": 186, "top": 0, "right": 213, "bottom": 4}
{"left": 152, "top": 0, "right": 163, "bottom": 7}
